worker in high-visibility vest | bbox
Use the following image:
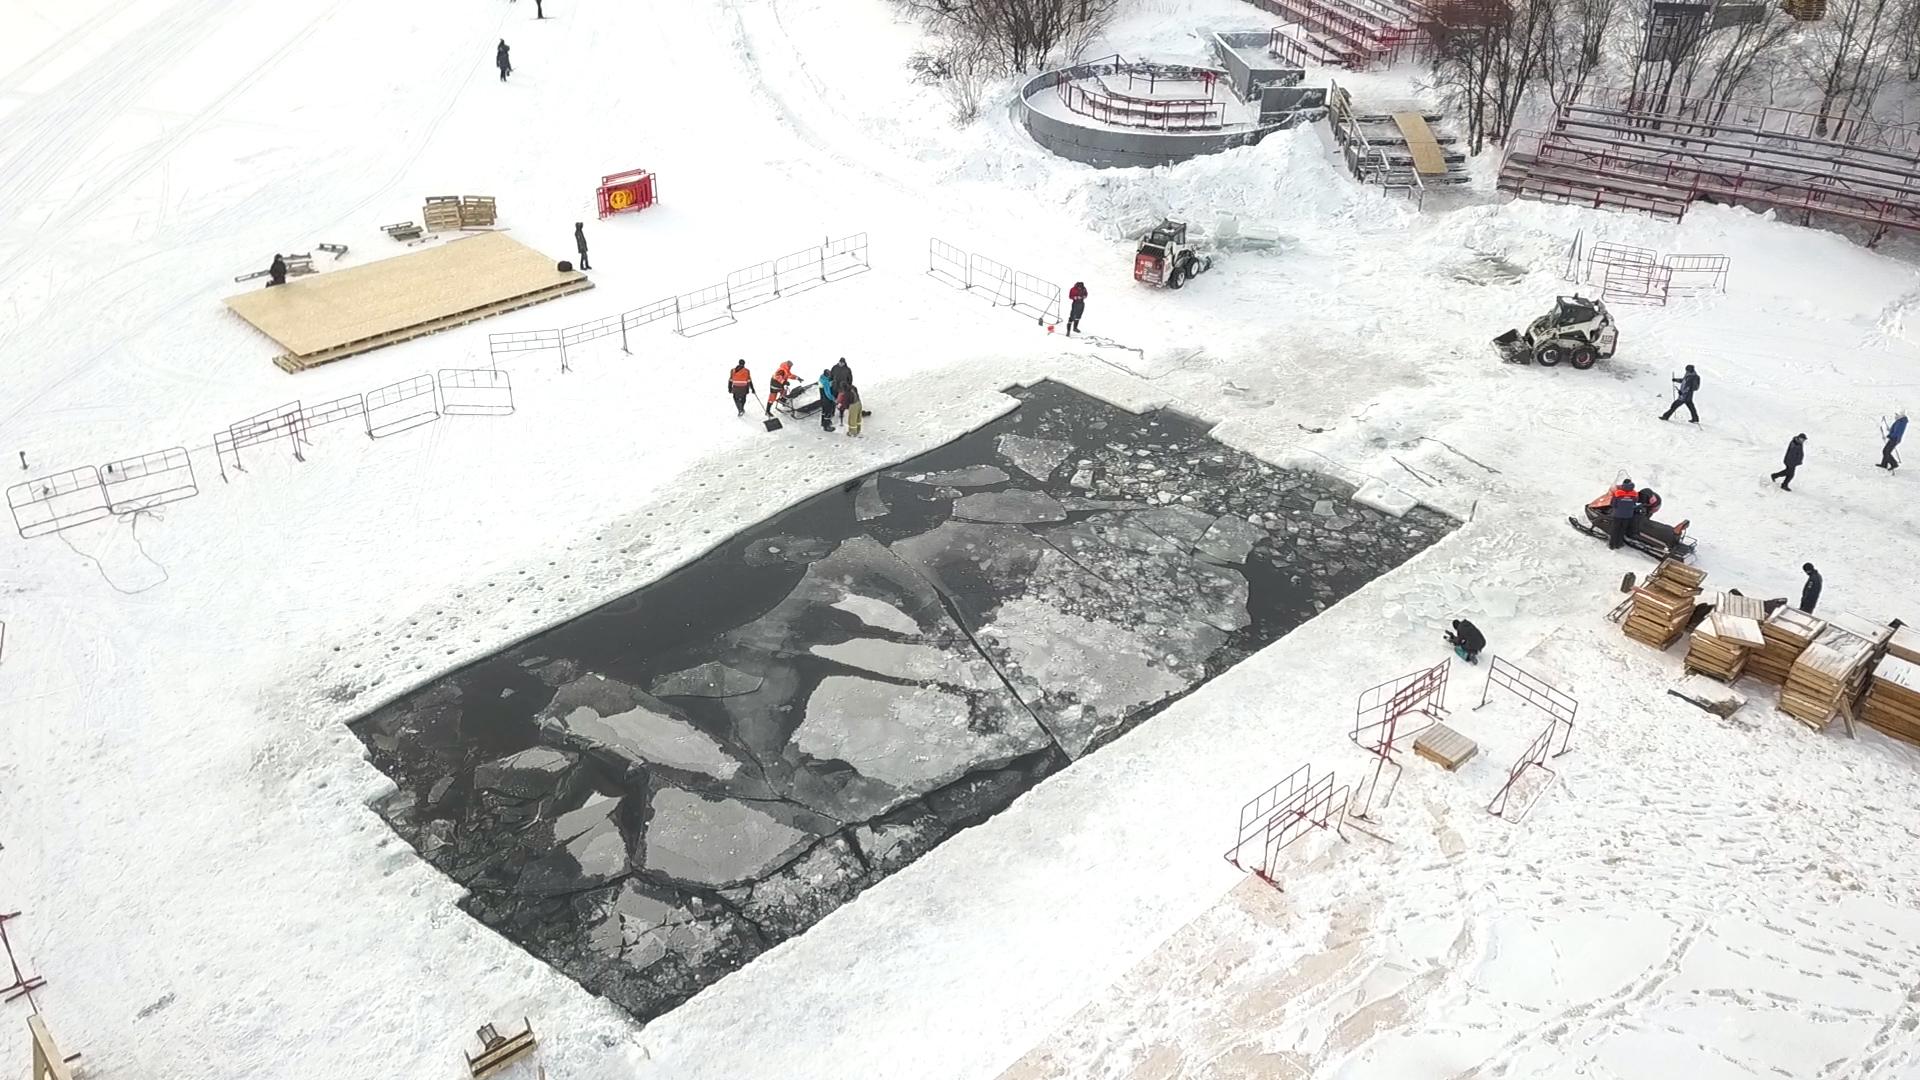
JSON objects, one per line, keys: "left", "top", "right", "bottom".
{"left": 766, "top": 361, "right": 797, "bottom": 416}
{"left": 727, "top": 361, "right": 757, "bottom": 417}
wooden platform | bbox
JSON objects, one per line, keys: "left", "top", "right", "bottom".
{"left": 224, "top": 232, "right": 592, "bottom": 373}
{"left": 1392, "top": 111, "right": 1448, "bottom": 176}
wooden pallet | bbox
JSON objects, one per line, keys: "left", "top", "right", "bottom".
{"left": 1747, "top": 606, "right": 1824, "bottom": 686}
{"left": 1862, "top": 655, "right": 1920, "bottom": 745}
{"left": 1622, "top": 559, "right": 1706, "bottom": 649}
{"left": 1888, "top": 623, "right": 1920, "bottom": 665}
{"left": 1413, "top": 722, "right": 1479, "bottom": 770}
{"left": 424, "top": 195, "right": 465, "bottom": 233}
{"left": 274, "top": 277, "right": 593, "bottom": 372}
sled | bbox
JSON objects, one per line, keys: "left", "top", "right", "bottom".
{"left": 466, "top": 1019, "right": 536, "bottom": 1079}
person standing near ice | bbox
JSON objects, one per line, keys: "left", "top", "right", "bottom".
{"left": 573, "top": 222, "right": 590, "bottom": 271}
{"left": 830, "top": 357, "right": 853, "bottom": 393}
{"left": 1879, "top": 410, "right": 1907, "bottom": 471}
{"left": 1067, "top": 282, "right": 1087, "bottom": 336}
{"left": 818, "top": 368, "right": 836, "bottom": 432}
{"left": 496, "top": 40, "right": 512, "bottom": 81}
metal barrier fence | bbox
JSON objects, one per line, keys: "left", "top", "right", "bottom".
{"left": 365, "top": 374, "right": 441, "bottom": 439}
{"left": 485, "top": 231, "right": 872, "bottom": 367}
{"left": 1224, "top": 764, "right": 1349, "bottom": 889}
{"left": 101, "top": 448, "right": 197, "bottom": 515}
{"left": 438, "top": 368, "right": 515, "bottom": 416}
{"left": 930, "top": 237, "right": 1064, "bottom": 328}
{"left": 1349, "top": 659, "right": 1450, "bottom": 820}
{"left": 7, "top": 467, "right": 112, "bottom": 539}
{"left": 1478, "top": 655, "right": 1577, "bottom": 822}
{"left": 928, "top": 238, "right": 969, "bottom": 288}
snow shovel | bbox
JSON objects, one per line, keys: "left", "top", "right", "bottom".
{"left": 764, "top": 416, "right": 783, "bottom": 432}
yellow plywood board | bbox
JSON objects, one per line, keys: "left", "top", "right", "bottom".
{"left": 1392, "top": 112, "right": 1448, "bottom": 176}
{"left": 225, "top": 232, "right": 587, "bottom": 363}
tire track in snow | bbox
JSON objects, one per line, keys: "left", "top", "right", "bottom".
{"left": 0, "top": 0, "right": 243, "bottom": 236}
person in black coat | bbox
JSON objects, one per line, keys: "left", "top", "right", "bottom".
{"left": 1446, "top": 619, "right": 1486, "bottom": 663}
{"left": 266, "top": 253, "right": 288, "bottom": 288}
{"left": 830, "top": 357, "right": 852, "bottom": 391}
{"left": 1800, "top": 563, "right": 1822, "bottom": 613}
{"left": 573, "top": 222, "right": 590, "bottom": 270}
{"left": 496, "top": 40, "right": 512, "bottom": 81}
{"left": 1067, "top": 281, "right": 1087, "bottom": 335}
{"left": 1770, "top": 433, "right": 1806, "bottom": 491}
{"left": 1660, "top": 364, "right": 1700, "bottom": 422}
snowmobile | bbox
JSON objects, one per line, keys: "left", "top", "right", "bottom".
{"left": 1494, "top": 295, "right": 1619, "bottom": 369}
{"left": 1134, "top": 219, "right": 1213, "bottom": 289}
{"left": 1568, "top": 486, "right": 1697, "bottom": 562}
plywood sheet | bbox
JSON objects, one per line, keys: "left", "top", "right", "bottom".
{"left": 1392, "top": 111, "right": 1448, "bottom": 176}
{"left": 225, "top": 232, "right": 586, "bottom": 361}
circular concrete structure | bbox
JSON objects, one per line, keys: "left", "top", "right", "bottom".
{"left": 1017, "top": 56, "right": 1324, "bottom": 169}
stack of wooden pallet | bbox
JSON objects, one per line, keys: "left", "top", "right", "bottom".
{"left": 1745, "top": 607, "right": 1825, "bottom": 685}
{"left": 1623, "top": 559, "right": 1707, "bottom": 649}
{"left": 1684, "top": 591, "right": 1767, "bottom": 681}
{"left": 423, "top": 195, "right": 465, "bottom": 233}
{"left": 1862, "top": 654, "right": 1920, "bottom": 747}
{"left": 1780, "top": 636, "right": 1876, "bottom": 729}
{"left": 1888, "top": 624, "right": 1920, "bottom": 665}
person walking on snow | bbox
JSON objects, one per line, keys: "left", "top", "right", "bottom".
{"left": 838, "top": 380, "right": 863, "bottom": 437}
{"left": 1660, "top": 364, "right": 1701, "bottom": 422}
{"left": 1445, "top": 619, "right": 1485, "bottom": 664}
{"left": 1800, "top": 563, "right": 1823, "bottom": 614}
{"left": 1770, "top": 433, "right": 1806, "bottom": 491}
{"left": 818, "top": 369, "right": 836, "bottom": 432}
{"left": 1880, "top": 410, "right": 1907, "bottom": 471}
{"left": 266, "top": 253, "right": 288, "bottom": 288}
{"left": 1067, "top": 282, "right": 1087, "bottom": 336}
{"left": 496, "top": 40, "right": 512, "bottom": 81}
{"left": 727, "top": 361, "right": 756, "bottom": 417}
{"left": 573, "top": 222, "right": 590, "bottom": 271}
{"left": 1606, "top": 479, "right": 1639, "bottom": 550}
{"left": 765, "top": 361, "right": 797, "bottom": 416}
{"left": 534, "top": 0, "right": 546, "bottom": 17}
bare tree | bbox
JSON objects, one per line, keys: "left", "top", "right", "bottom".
{"left": 910, "top": 34, "right": 994, "bottom": 124}
{"left": 1799, "top": 0, "right": 1909, "bottom": 136}
{"left": 902, "top": 0, "right": 1121, "bottom": 73}
{"left": 1427, "top": 0, "right": 1557, "bottom": 152}
{"left": 1540, "top": 0, "right": 1619, "bottom": 107}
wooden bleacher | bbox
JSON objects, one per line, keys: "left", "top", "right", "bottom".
{"left": 1499, "top": 86, "right": 1920, "bottom": 240}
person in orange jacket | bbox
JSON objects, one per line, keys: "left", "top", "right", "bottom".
{"left": 727, "top": 360, "right": 757, "bottom": 417}
{"left": 765, "top": 361, "right": 797, "bottom": 416}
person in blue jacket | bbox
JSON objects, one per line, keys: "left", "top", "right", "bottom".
{"left": 1880, "top": 411, "right": 1907, "bottom": 471}
{"left": 817, "top": 369, "right": 836, "bottom": 432}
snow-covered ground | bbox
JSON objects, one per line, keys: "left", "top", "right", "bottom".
{"left": 3, "top": 0, "right": 1920, "bottom": 1077}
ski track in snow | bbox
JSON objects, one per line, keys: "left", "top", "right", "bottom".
{"left": 3, "top": 0, "right": 1920, "bottom": 1078}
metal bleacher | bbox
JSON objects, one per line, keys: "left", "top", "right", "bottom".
{"left": 1245, "top": 0, "right": 1428, "bottom": 69}
{"left": 1499, "top": 86, "right": 1920, "bottom": 241}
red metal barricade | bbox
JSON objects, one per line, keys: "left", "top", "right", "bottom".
{"left": 597, "top": 169, "right": 657, "bottom": 219}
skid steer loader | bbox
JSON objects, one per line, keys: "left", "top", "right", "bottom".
{"left": 1494, "top": 295, "right": 1619, "bottom": 369}
{"left": 1134, "top": 219, "right": 1213, "bottom": 289}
